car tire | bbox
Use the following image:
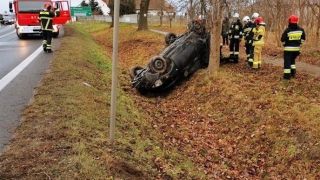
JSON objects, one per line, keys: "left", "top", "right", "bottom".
{"left": 16, "top": 29, "right": 26, "bottom": 39}
{"left": 129, "top": 66, "right": 143, "bottom": 79}
{"left": 165, "top": 33, "right": 177, "bottom": 45}
{"left": 148, "top": 56, "right": 167, "bottom": 73}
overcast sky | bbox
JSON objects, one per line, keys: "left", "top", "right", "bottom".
{"left": 0, "top": 0, "right": 83, "bottom": 14}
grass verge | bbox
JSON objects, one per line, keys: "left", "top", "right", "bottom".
{"left": 0, "top": 23, "right": 201, "bottom": 179}
{"left": 0, "top": 22, "right": 320, "bottom": 179}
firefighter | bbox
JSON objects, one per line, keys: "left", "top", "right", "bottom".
{"left": 281, "top": 14, "right": 306, "bottom": 79}
{"left": 251, "top": 12, "right": 259, "bottom": 22}
{"left": 38, "top": 3, "right": 60, "bottom": 53}
{"left": 242, "top": 16, "right": 255, "bottom": 65}
{"left": 249, "top": 12, "right": 259, "bottom": 67}
{"left": 228, "top": 13, "right": 243, "bottom": 63}
{"left": 252, "top": 16, "right": 265, "bottom": 69}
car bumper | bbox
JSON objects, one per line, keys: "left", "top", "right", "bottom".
{"left": 16, "top": 25, "right": 59, "bottom": 34}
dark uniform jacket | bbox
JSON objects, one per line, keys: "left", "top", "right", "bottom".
{"left": 228, "top": 19, "right": 243, "bottom": 39}
{"left": 38, "top": 9, "right": 59, "bottom": 31}
{"left": 281, "top": 24, "right": 306, "bottom": 51}
{"left": 221, "top": 21, "right": 229, "bottom": 36}
{"left": 243, "top": 21, "right": 255, "bottom": 45}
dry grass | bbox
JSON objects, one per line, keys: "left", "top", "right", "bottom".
{"left": 0, "top": 22, "right": 201, "bottom": 180}
{"left": 0, "top": 22, "right": 320, "bottom": 179}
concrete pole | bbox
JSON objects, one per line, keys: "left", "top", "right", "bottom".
{"left": 110, "top": 0, "right": 120, "bottom": 143}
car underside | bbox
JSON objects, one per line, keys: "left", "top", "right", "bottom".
{"left": 130, "top": 20, "right": 210, "bottom": 94}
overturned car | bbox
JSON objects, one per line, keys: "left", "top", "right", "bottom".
{"left": 129, "top": 20, "right": 211, "bottom": 94}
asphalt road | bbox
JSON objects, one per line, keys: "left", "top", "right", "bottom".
{"left": 0, "top": 24, "right": 63, "bottom": 153}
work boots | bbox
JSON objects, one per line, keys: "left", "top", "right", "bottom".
{"left": 291, "top": 69, "right": 296, "bottom": 78}
{"left": 283, "top": 73, "right": 291, "bottom": 80}
{"left": 43, "top": 44, "right": 47, "bottom": 52}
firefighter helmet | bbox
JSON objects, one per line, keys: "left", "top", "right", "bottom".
{"left": 233, "top": 13, "right": 239, "bottom": 18}
{"left": 242, "top": 16, "right": 250, "bottom": 22}
{"left": 288, "top": 14, "right": 298, "bottom": 24}
{"left": 44, "top": 3, "right": 52, "bottom": 10}
{"left": 251, "top": 12, "right": 259, "bottom": 19}
{"left": 255, "top": 16, "right": 263, "bottom": 25}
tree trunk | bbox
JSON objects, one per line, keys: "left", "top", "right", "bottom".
{"left": 208, "top": 0, "right": 223, "bottom": 73}
{"left": 306, "top": 0, "right": 320, "bottom": 47}
{"left": 317, "top": 5, "right": 320, "bottom": 47}
{"left": 137, "top": 0, "right": 150, "bottom": 31}
{"left": 188, "top": 0, "right": 195, "bottom": 20}
{"left": 110, "top": 15, "right": 114, "bottom": 28}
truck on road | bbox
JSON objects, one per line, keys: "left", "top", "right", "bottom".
{"left": 9, "top": 0, "right": 71, "bottom": 39}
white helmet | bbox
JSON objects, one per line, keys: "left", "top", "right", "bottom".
{"left": 242, "top": 16, "right": 250, "bottom": 22}
{"left": 252, "top": 12, "right": 259, "bottom": 19}
{"left": 233, "top": 13, "right": 239, "bottom": 18}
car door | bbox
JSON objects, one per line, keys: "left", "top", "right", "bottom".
{"left": 53, "top": 0, "right": 71, "bottom": 24}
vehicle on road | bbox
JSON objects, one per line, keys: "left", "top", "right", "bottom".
{"left": 1, "top": 13, "right": 15, "bottom": 25}
{"left": 130, "top": 19, "right": 210, "bottom": 94}
{"left": 9, "top": 0, "right": 71, "bottom": 39}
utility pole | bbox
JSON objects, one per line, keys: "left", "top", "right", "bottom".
{"left": 110, "top": 0, "right": 120, "bottom": 143}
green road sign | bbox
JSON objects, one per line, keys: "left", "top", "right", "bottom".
{"left": 71, "top": 7, "right": 92, "bottom": 17}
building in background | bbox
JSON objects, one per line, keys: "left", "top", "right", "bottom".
{"left": 135, "top": 0, "right": 173, "bottom": 16}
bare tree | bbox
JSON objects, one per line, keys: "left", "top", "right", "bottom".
{"left": 306, "top": 0, "right": 320, "bottom": 47}
{"left": 188, "top": 0, "right": 196, "bottom": 20}
{"left": 208, "top": 0, "right": 223, "bottom": 73}
{"left": 166, "top": 4, "right": 176, "bottom": 27}
{"left": 157, "top": 0, "right": 165, "bottom": 26}
{"left": 107, "top": 0, "right": 135, "bottom": 28}
{"left": 137, "top": 0, "right": 150, "bottom": 30}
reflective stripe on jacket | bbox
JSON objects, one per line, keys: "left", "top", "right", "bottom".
{"left": 281, "top": 24, "right": 306, "bottom": 51}
{"left": 38, "top": 9, "right": 58, "bottom": 31}
{"left": 243, "top": 21, "right": 255, "bottom": 45}
{"left": 228, "top": 19, "right": 243, "bottom": 39}
{"left": 253, "top": 25, "right": 265, "bottom": 46}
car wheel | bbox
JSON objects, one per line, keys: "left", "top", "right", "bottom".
{"left": 148, "top": 56, "right": 167, "bottom": 73}
{"left": 16, "top": 29, "right": 26, "bottom": 39}
{"left": 129, "top": 66, "right": 143, "bottom": 79}
{"left": 165, "top": 33, "right": 177, "bottom": 45}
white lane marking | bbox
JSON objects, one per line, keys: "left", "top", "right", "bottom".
{"left": 0, "top": 49, "right": 15, "bottom": 50}
{"left": 0, "top": 30, "right": 16, "bottom": 39}
{"left": 0, "top": 45, "right": 43, "bottom": 92}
